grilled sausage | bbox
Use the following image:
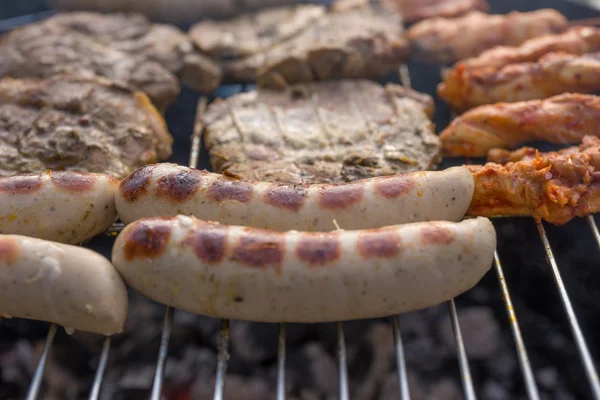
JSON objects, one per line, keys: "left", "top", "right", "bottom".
{"left": 116, "top": 164, "right": 474, "bottom": 230}
{"left": 0, "top": 171, "right": 119, "bottom": 244}
{"left": 112, "top": 215, "right": 496, "bottom": 322}
{"left": 0, "top": 235, "right": 128, "bottom": 335}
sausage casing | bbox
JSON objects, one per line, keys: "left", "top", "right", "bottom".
{"left": 0, "top": 171, "right": 119, "bottom": 244}
{"left": 0, "top": 235, "right": 128, "bottom": 335}
{"left": 116, "top": 164, "right": 474, "bottom": 230}
{"left": 112, "top": 215, "right": 495, "bottom": 322}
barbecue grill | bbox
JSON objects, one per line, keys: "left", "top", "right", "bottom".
{"left": 1, "top": 0, "right": 599, "bottom": 399}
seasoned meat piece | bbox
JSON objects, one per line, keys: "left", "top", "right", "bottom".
{"left": 0, "top": 22, "right": 180, "bottom": 111}
{"left": 445, "top": 27, "right": 600, "bottom": 73}
{"left": 191, "top": 3, "right": 408, "bottom": 87}
{"left": 441, "top": 94, "right": 600, "bottom": 157}
{"left": 467, "top": 136, "right": 600, "bottom": 225}
{"left": 440, "top": 27, "right": 600, "bottom": 100}
{"left": 393, "top": 0, "right": 488, "bottom": 23}
{"left": 0, "top": 75, "right": 172, "bottom": 178}
{"left": 334, "top": 0, "right": 488, "bottom": 23}
{"left": 439, "top": 51, "right": 600, "bottom": 111}
{"left": 189, "top": 5, "right": 326, "bottom": 58}
{"left": 407, "top": 10, "right": 568, "bottom": 64}
{"left": 202, "top": 80, "right": 441, "bottom": 184}
{"left": 43, "top": 12, "right": 222, "bottom": 95}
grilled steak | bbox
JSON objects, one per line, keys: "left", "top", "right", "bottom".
{"left": 53, "top": 0, "right": 301, "bottom": 23}
{"left": 0, "top": 21, "right": 178, "bottom": 111}
{"left": 189, "top": 5, "right": 326, "bottom": 59}
{"left": 0, "top": 75, "right": 172, "bottom": 178}
{"left": 190, "top": 4, "right": 408, "bottom": 88}
{"left": 43, "top": 12, "right": 222, "bottom": 95}
{"left": 202, "top": 80, "right": 441, "bottom": 184}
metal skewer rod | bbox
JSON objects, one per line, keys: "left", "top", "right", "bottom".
{"left": 493, "top": 251, "right": 540, "bottom": 400}
{"left": 25, "top": 324, "right": 57, "bottom": 400}
{"left": 337, "top": 322, "right": 350, "bottom": 400}
{"left": 88, "top": 336, "right": 111, "bottom": 400}
{"left": 276, "top": 323, "right": 286, "bottom": 400}
{"left": 448, "top": 300, "right": 477, "bottom": 400}
{"left": 391, "top": 316, "right": 411, "bottom": 400}
{"left": 150, "top": 307, "right": 174, "bottom": 400}
{"left": 213, "top": 319, "right": 231, "bottom": 400}
{"left": 587, "top": 215, "right": 600, "bottom": 249}
{"left": 536, "top": 222, "right": 600, "bottom": 399}
{"left": 149, "top": 95, "right": 209, "bottom": 399}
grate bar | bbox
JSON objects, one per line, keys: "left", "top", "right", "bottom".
{"left": 89, "top": 337, "right": 111, "bottom": 400}
{"left": 213, "top": 319, "right": 231, "bottom": 400}
{"left": 276, "top": 323, "right": 286, "bottom": 400}
{"left": 448, "top": 300, "right": 477, "bottom": 400}
{"left": 337, "top": 322, "right": 350, "bottom": 400}
{"left": 391, "top": 316, "right": 411, "bottom": 400}
{"left": 398, "top": 64, "right": 412, "bottom": 88}
{"left": 429, "top": 63, "right": 476, "bottom": 400}
{"left": 190, "top": 97, "right": 208, "bottom": 169}
{"left": 587, "top": 215, "right": 600, "bottom": 249}
{"left": 536, "top": 222, "right": 600, "bottom": 399}
{"left": 150, "top": 307, "right": 174, "bottom": 400}
{"left": 493, "top": 251, "right": 540, "bottom": 400}
{"left": 148, "top": 95, "right": 209, "bottom": 398}
{"left": 26, "top": 324, "right": 57, "bottom": 400}
{"left": 107, "top": 223, "right": 124, "bottom": 235}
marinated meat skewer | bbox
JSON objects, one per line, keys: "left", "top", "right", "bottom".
{"left": 440, "top": 93, "right": 600, "bottom": 157}
{"left": 391, "top": 0, "right": 489, "bottom": 23}
{"left": 439, "top": 51, "right": 600, "bottom": 111}
{"left": 443, "top": 27, "right": 600, "bottom": 74}
{"left": 406, "top": 9, "right": 568, "bottom": 64}
{"left": 332, "top": 0, "right": 488, "bottom": 23}
{"left": 467, "top": 136, "right": 600, "bottom": 225}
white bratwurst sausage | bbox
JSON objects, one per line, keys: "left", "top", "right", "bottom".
{"left": 112, "top": 215, "right": 495, "bottom": 322}
{"left": 0, "top": 235, "right": 128, "bottom": 335}
{"left": 0, "top": 171, "right": 119, "bottom": 244}
{"left": 116, "top": 163, "right": 475, "bottom": 230}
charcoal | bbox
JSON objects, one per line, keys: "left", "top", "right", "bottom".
{"left": 437, "top": 306, "right": 501, "bottom": 360}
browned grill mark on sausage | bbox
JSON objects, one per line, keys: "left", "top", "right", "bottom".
{"left": 124, "top": 221, "right": 172, "bottom": 260}
{"left": 120, "top": 165, "right": 155, "bottom": 203}
{"left": 0, "top": 175, "right": 43, "bottom": 194}
{"left": 51, "top": 171, "right": 96, "bottom": 192}
{"left": 296, "top": 233, "right": 341, "bottom": 266}
{"left": 356, "top": 229, "right": 402, "bottom": 259}
{"left": 317, "top": 184, "right": 363, "bottom": 210}
{"left": 264, "top": 185, "right": 308, "bottom": 212}
{"left": 234, "top": 231, "right": 284, "bottom": 273}
{"left": 184, "top": 223, "right": 228, "bottom": 264}
{"left": 155, "top": 170, "right": 202, "bottom": 203}
{"left": 420, "top": 225, "right": 454, "bottom": 245}
{"left": 0, "top": 238, "right": 19, "bottom": 264}
{"left": 374, "top": 175, "right": 416, "bottom": 198}
{"left": 207, "top": 178, "right": 253, "bottom": 203}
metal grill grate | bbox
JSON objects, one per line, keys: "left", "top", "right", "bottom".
{"left": 19, "top": 69, "right": 600, "bottom": 400}
{"left": 3, "top": 2, "right": 599, "bottom": 399}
